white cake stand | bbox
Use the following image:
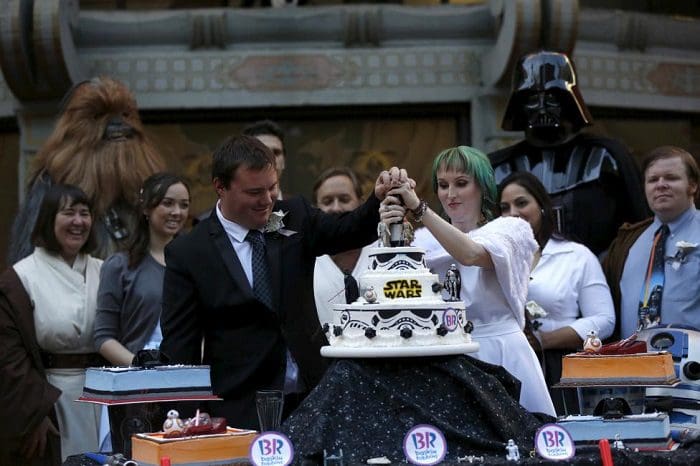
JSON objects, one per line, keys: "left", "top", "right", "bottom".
{"left": 320, "top": 342, "right": 479, "bottom": 358}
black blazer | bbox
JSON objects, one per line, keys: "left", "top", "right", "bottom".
{"left": 160, "top": 194, "right": 380, "bottom": 428}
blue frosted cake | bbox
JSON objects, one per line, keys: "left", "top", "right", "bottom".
{"left": 81, "top": 365, "right": 215, "bottom": 403}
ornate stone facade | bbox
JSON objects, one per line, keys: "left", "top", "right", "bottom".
{"left": 0, "top": 0, "right": 698, "bottom": 192}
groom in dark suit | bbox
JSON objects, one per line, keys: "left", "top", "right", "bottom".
{"left": 160, "top": 135, "right": 404, "bottom": 429}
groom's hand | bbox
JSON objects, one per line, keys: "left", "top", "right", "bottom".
{"left": 375, "top": 167, "right": 412, "bottom": 200}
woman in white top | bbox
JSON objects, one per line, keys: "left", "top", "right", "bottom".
{"left": 312, "top": 167, "right": 374, "bottom": 327}
{"left": 382, "top": 146, "right": 555, "bottom": 417}
{"left": 499, "top": 171, "right": 615, "bottom": 415}
{"left": 12, "top": 184, "right": 104, "bottom": 460}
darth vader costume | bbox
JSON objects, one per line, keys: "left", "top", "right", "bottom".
{"left": 489, "top": 51, "right": 648, "bottom": 255}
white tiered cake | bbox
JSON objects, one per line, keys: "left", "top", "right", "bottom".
{"left": 321, "top": 243, "right": 479, "bottom": 358}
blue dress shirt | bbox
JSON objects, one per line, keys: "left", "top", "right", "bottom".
{"left": 620, "top": 206, "right": 700, "bottom": 338}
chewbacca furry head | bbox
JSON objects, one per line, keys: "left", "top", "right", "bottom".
{"left": 31, "top": 77, "right": 165, "bottom": 216}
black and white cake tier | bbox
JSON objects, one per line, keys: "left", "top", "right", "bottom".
{"left": 321, "top": 246, "right": 479, "bottom": 357}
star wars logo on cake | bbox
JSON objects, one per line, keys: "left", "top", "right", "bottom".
{"left": 384, "top": 279, "right": 422, "bottom": 299}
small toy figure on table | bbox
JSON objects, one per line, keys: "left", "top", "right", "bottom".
{"left": 162, "top": 409, "right": 185, "bottom": 437}
{"left": 458, "top": 455, "right": 484, "bottom": 463}
{"left": 505, "top": 439, "right": 520, "bottom": 461}
{"left": 163, "top": 409, "right": 226, "bottom": 438}
{"left": 583, "top": 330, "right": 602, "bottom": 353}
{"left": 324, "top": 448, "right": 344, "bottom": 465}
{"left": 613, "top": 434, "right": 625, "bottom": 450}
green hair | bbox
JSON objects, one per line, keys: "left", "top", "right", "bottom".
{"left": 430, "top": 146, "right": 498, "bottom": 222}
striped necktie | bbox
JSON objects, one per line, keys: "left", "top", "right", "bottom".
{"left": 638, "top": 224, "right": 669, "bottom": 331}
{"left": 245, "top": 230, "right": 274, "bottom": 311}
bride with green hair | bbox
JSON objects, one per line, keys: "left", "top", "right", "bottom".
{"left": 382, "top": 145, "right": 556, "bottom": 417}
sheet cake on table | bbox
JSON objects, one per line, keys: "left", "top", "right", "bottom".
{"left": 557, "top": 413, "right": 677, "bottom": 451}
{"left": 132, "top": 428, "right": 257, "bottom": 466}
{"left": 79, "top": 365, "right": 219, "bottom": 404}
{"left": 557, "top": 352, "right": 680, "bottom": 387}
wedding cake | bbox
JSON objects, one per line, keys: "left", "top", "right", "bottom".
{"left": 321, "top": 224, "right": 478, "bottom": 357}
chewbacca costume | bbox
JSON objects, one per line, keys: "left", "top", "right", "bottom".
{"left": 9, "top": 77, "right": 164, "bottom": 263}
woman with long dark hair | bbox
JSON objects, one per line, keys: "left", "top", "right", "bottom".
{"left": 499, "top": 171, "right": 615, "bottom": 414}
{"left": 95, "top": 173, "right": 190, "bottom": 365}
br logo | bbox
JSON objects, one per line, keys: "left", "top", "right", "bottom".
{"left": 250, "top": 432, "right": 294, "bottom": 466}
{"left": 443, "top": 309, "right": 458, "bottom": 331}
{"left": 403, "top": 424, "right": 446, "bottom": 465}
{"left": 384, "top": 279, "right": 422, "bottom": 298}
{"left": 541, "top": 429, "right": 565, "bottom": 447}
{"left": 411, "top": 430, "right": 437, "bottom": 449}
{"left": 535, "top": 424, "right": 575, "bottom": 460}
{"left": 257, "top": 437, "right": 284, "bottom": 456}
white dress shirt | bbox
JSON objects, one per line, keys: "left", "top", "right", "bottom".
{"left": 528, "top": 238, "right": 615, "bottom": 341}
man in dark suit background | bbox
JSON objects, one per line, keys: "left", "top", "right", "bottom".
{"left": 160, "top": 135, "right": 404, "bottom": 429}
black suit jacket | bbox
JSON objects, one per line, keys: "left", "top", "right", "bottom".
{"left": 160, "top": 194, "right": 380, "bottom": 429}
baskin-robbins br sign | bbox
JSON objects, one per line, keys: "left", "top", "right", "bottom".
{"left": 442, "top": 308, "right": 459, "bottom": 332}
{"left": 403, "top": 424, "right": 447, "bottom": 465}
{"left": 250, "top": 431, "right": 294, "bottom": 466}
{"left": 535, "top": 424, "right": 575, "bottom": 461}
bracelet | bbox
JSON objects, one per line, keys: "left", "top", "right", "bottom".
{"left": 411, "top": 200, "right": 428, "bottom": 223}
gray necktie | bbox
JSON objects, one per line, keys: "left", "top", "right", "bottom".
{"left": 245, "top": 230, "right": 274, "bottom": 311}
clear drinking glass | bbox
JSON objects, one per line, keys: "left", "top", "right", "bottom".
{"left": 255, "top": 389, "right": 284, "bottom": 432}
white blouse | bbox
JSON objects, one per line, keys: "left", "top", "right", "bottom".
{"left": 413, "top": 218, "right": 556, "bottom": 416}
{"left": 14, "top": 247, "right": 103, "bottom": 353}
{"left": 528, "top": 238, "right": 615, "bottom": 341}
{"left": 414, "top": 216, "right": 538, "bottom": 332}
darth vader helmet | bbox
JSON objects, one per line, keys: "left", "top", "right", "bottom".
{"left": 501, "top": 51, "right": 593, "bottom": 147}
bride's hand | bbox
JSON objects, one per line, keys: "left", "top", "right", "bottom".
{"left": 379, "top": 195, "right": 406, "bottom": 225}
{"left": 387, "top": 181, "right": 420, "bottom": 211}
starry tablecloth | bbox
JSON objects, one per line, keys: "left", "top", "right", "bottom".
{"left": 280, "top": 354, "right": 550, "bottom": 464}
{"left": 64, "top": 354, "right": 700, "bottom": 465}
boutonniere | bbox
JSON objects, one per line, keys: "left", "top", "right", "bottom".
{"left": 667, "top": 240, "right": 698, "bottom": 270}
{"left": 263, "top": 210, "right": 297, "bottom": 237}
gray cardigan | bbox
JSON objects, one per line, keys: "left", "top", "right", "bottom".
{"left": 94, "top": 252, "right": 164, "bottom": 354}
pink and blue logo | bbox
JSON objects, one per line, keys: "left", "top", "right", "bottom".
{"left": 250, "top": 432, "right": 294, "bottom": 466}
{"left": 442, "top": 309, "right": 458, "bottom": 332}
{"left": 403, "top": 424, "right": 447, "bottom": 465}
{"left": 535, "top": 424, "right": 575, "bottom": 460}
